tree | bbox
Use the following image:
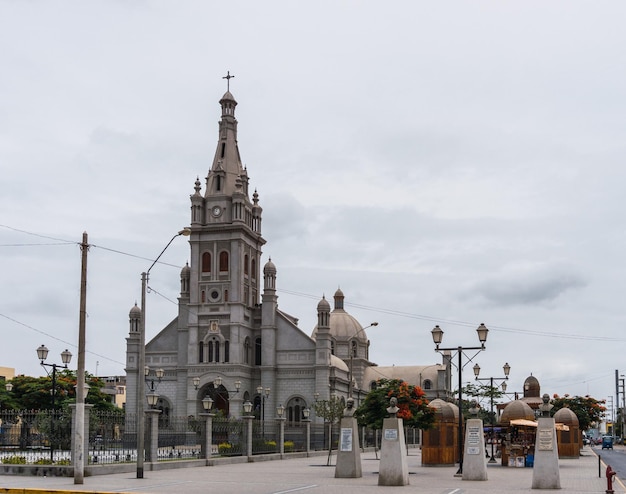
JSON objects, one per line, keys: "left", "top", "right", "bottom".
{"left": 355, "top": 379, "right": 435, "bottom": 430}
{"left": 551, "top": 394, "right": 606, "bottom": 432}
{"left": 4, "top": 372, "right": 118, "bottom": 411}
{"left": 312, "top": 395, "right": 345, "bottom": 465}
{"left": 460, "top": 382, "right": 505, "bottom": 424}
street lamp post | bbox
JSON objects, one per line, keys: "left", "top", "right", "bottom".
{"left": 302, "top": 407, "right": 311, "bottom": 456}
{"left": 137, "top": 227, "right": 191, "bottom": 479}
{"left": 277, "top": 404, "right": 286, "bottom": 457}
{"left": 200, "top": 396, "right": 215, "bottom": 460}
{"left": 37, "top": 344, "right": 72, "bottom": 463}
{"left": 348, "top": 322, "right": 378, "bottom": 399}
{"left": 256, "top": 385, "right": 271, "bottom": 437}
{"left": 473, "top": 362, "right": 510, "bottom": 463}
{"left": 431, "top": 323, "right": 489, "bottom": 476}
{"left": 243, "top": 401, "right": 254, "bottom": 458}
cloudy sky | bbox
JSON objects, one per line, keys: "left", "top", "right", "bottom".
{"left": 2, "top": 1, "right": 625, "bottom": 413}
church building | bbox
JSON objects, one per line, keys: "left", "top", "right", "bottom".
{"left": 125, "top": 86, "right": 450, "bottom": 423}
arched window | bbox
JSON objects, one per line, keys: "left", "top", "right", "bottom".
{"left": 202, "top": 252, "right": 211, "bottom": 273}
{"left": 198, "top": 342, "right": 204, "bottom": 363}
{"left": 219, "top": 251, "right": 229, "bottom": 272}
{"left": 208, "top": 341, "right": 214, "bottom": 362}
{"left": 224, "top": 341, "right": 229, "bottom": 363}
{"left": 423, "top": 379, "right": 432, "bottom": 390}
{"left": 370, "top": 381, "right": 378, "bottom": 391}
{"left": 244, "top": 254, "right": 249, "bottom": 276}
{"left": 330, "top": 340, "right": 335, "bottom": 356}
{"left": 244, "top": 337, "right": 251, "bottom": 364}
{"left": 255, "top": 337, "right": 262, "bottom": 365}
{"left": 351, "top": 340, "right": 357, "bottom": 358}
{"left": 286, "top": 397, "right": 307, "bottom": 425}
{"left": 251, "top": 259, "right": 256, "bottom": 280}
{"left": 215, "top": 340, "right": 220, "bottom": 362}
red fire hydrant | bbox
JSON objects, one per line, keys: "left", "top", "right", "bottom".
{"left": 606, "top": 464, "right": 616, "bottom": 494}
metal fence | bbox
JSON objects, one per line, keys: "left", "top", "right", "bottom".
{"left": 1, "top": 409, "right": 406, "bottom": 467}
{"left": 0, "top": 409, "right": 71, "bottom": 464}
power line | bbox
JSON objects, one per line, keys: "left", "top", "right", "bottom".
{"left": 0, "top": 312, "right": 125, "bottom": 367}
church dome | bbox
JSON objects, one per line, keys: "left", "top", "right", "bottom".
{"left": 180, "top": 263, "right": 190, "bottom": 277}
{"left": 129, "top": 303, "right": 141, "bottom": 320}
{"left": 311, "top": 289, "right": 369, "bottom": 341}
{"left": 330, "top": 311, "right": 369, "bottom": 342}
{"left": 499, "top": 400, "right": 535, "bottom": 426}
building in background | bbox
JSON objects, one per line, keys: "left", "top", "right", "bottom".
{"left": 125, "top": 88, "right": 451, "bottom": 424}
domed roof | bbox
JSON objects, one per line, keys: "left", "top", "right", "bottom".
{"left": 523, "top": 375, "right": 541, "bottom": 398}
{"left": 330, "top": 355, "right": 349, "bottom": 372}
{"left": 329, "top": 311, "right": 369, "bottom": 342}
{"left": 129, "top": 303, "right": 141, "bottom": 319}
{"left": 220, "top": 91, "right": 237, "bottom": 104}
{"left": 317, "top": 296, "right": 330, "bottom": 312}
{"left": 180, "top": 262, "right": 190, "bottom": 276}
{"left": 499, "top": 400, "right": 535, "bottom": 426}
{"left": 429, "top": 399, "right": 457, "bottom": 422}
{"left": 263, "top": 258, "right": 276, "bottom": 275}
{"left": 554, "top": 407, "right": 579, "bottom": 426}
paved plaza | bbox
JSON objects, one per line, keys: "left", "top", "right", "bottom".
{"left": 0, "top": 446, "right": 623, "bottom": 494}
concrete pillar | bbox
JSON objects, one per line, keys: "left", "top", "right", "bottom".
{"left": 278, "top": 417, "right": 286, "bottom": 457}
{"left": 532, "top": 416, "right": 561, "bottom": 489}
{"left": 200, "top": 413, "right": 214, "bottom": 461}
{"left": 335, "top": 416, "right": 362, "bottom": 478}
{"left": 145, "top": 409, "right": 161, "bottom": 463}
{"left": 245, "top": 415, "right": 254, "bottom": 459}
{"left": 462, "top": 417, "right": 488, "bottom": 481}
{"left": 378, "top": 416, "right": 409, "bottom": 486}
{"left": 70, "top": 404, "right": 93, "bottom": 469}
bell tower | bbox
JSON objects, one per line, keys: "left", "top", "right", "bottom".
{"left": 184, "top": 78, "right": 266, "bottom": 371}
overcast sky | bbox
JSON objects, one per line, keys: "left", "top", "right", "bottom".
{"left": 2, "top": 1, "right": 625, "bottom": 413}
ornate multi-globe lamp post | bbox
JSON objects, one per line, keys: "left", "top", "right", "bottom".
{"left": 36, "top": 344, "right": 72, "bottom": 463}
{"left": 431, "top": 323, "right": 489, "bottom": 475}
{"left": 473, "top": 362, "right": 511, "bottom": 463}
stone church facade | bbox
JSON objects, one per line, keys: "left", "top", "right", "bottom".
{"left": 125, "top": 88, "right": 450, "bottom": 423}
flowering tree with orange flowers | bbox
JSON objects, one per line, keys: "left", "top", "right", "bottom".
{"left": 551, "top": 394, "right": 606, "bottom": 432}
{"left": 355, "top": 378, "right": 435, "bottom": 430}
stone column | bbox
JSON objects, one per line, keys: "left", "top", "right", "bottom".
{"left": 303, "top": 418, "right": 311, "bottom": 456}
{"left": 462, "top": 402, "right": 488, "bottom": 481}
{"left": 335, "top": 398, "right": 362, "bottom": 478}
{"left": 145, "top": 409, "right": 161, "bottom": 463}
{"left": 70, "top": 404, "right": 93, "bottom": 469}
{"left": 200, "top": 412, "right": 214, "bottom": 461}
{"left": 245, "top": 415, "right": 254, "bottom": 459}
{"left": 532, "top": 394, "right": 561, "bottom": 489}
{"left": 278, "top": 416, "right": 286, "bottom": 457}
{"left": 378, "top": 398, "right": 409, "bottom": 486}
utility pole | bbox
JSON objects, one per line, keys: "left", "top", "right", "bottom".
{"left": 74, "top": 232, "right": 89, "bottom": 484}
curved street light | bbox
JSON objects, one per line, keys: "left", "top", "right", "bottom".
{"left": 137, "top": 227, "right": 191, "bottom": 479}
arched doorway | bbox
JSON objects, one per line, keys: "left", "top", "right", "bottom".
{"left": 197, "top": 383, "right": 232, "bottom": 417}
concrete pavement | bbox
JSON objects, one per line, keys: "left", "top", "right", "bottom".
{"left": 0, "top": 445, "right": 622, "bottom": 494}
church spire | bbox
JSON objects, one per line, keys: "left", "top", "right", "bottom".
{"left": 205, "top": 73, "right": 246, "bottom": 198}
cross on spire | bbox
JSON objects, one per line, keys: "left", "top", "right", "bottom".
{"left": 223, "top": 71, "right": 235, "bottom": 91}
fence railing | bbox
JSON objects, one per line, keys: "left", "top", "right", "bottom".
{"left": 0, "top": 409, "right": 399, "bottom": 467}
